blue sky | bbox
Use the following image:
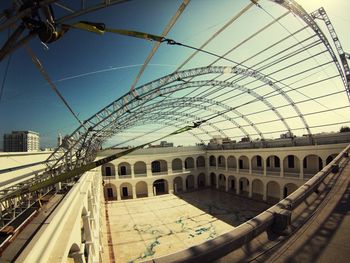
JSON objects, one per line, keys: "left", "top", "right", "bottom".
{"left": 0, "top": 0, "right": 350, "bottom": 149}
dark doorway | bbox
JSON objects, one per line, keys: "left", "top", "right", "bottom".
{"left": 122, "top": 187, "right": 128, "bottom": 197}
{"left": 231, "top": 180, "right": 235, "bottom": 190}
{"left": 153, "top": 179, "right": 167, "bottom": 195}
{"left": 120, "top": 166, "right": 127, "bottom": 175}
{"left": 107, "top": 188, "right": 113, "bottom": 198}
{"left": 152, "top": 161, "right": 161, "bottom": 173}
{"left": 239, "top": 159, "right": 244, "bottom": 169}
{"left": 284, "top": 187, "right": 288, "bottom": 198}
{"left": 210, "top": 173, "right": 216, "bottom": 187}
{"left": 105, "top": 167, "right": 112, "bottom": 176}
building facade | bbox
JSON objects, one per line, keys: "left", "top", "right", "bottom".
{"left": 3, "top": 131, "right": 40, "bottom": 152}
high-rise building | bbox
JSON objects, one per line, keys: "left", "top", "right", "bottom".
{"left": 3, "top": 131, "right": 40, "bottom": 152}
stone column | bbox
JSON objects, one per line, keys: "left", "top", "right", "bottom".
{"left": 132, "top": 185, "right": 137, "bottom": 199}
{"left": 249, "top": 182, "right": 253, "bottom": 198}
{"left": 263, "top": 160, "right": 267, "bottom": 176}
{"left": 168, "top": 161, "right": 173, "bottom": 175}
{"left": 182, "top": 159, "right": 186, "bottom": 172}
{"left": 280, "top": 160, "right": 284, "bottom": 177}
{"left": 249, "top": 158, "right": 252, "bottom": 174}
{"left": 299, "top": 159, "right": 304, "bottom": 179}
{"left": 216, "top": 175, "right": 219, "bottom": 189}
{"left": 168, "top": 180, "right": 174, "bottom": 194}
{"left": 131, "top": 164, "right": 135, "bottom": 179}
{"left": 146, "top": 163, "right": 152, "bottom": 177}
{"left": 182, "top": 179, "right": 187, "bottom": 192}
{"left": 116, "top": 187, "right": 121, "bottom": 200}
{"left": 148, "top": 184, "right": 154, "bottom": 197}
{"left": 225, "top": 177, "right": 229, "bottom": 192}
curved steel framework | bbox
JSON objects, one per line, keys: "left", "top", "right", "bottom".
{"left": 1, "top": 0, "right": 350, "bottom": 225}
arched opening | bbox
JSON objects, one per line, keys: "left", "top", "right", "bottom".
{"left": 134, "top": 161, "right": 147, "bottom": 177}
{"left": 197, "top": 173, "right": 206, "bottom": 188}
{"left": 103, "top": 183, "right": 117, "bottom": 201}
{"left": 218, "top": 155, "right": 226, "bottom": 169}
{"left": 239, "top": 177, "right": 249, "bottom": 196}
{"left": 284, "top": 183, "right": 298, "bottom": 198}
{"left": 172, "top": 158, "right": 183, "bottom": 172}
{"left": 326, "top": 153, "right": 338, "bottom": 165}
{"left": 251, "top": 155, "right": 263, "bottom": 174}
{"left": 209, "top": 155, "right": 216, "bottom": 167}
{"left": 227, "top": 176, "right": 236, "bottom": 192}
{"left": 118, "top": 162, "right": 131, "bottom": 177}
{"left": 151, "top": 160, "right": 168, "bottom": 175}
{"left": 266, "top": 155, "right": 281, "bottom": 176}
{"left": 252, "top": 179, "right": 264, "bottom": 200}
{"left": 101, "top": 163, "right": 116, "bottom": 177}
{"left": 185, "top": 157, "right": 195, "bottom": 169}
{"left": 67, "top": 243, "right": 82, "bottom": 263}
{"left": 266, "top": 181, "right": 280, "bottom": 203}
{"left": 303, "top": 155, "right": 323, "bottom": 178}
{"left": 186, "top": 174, "right": 195, "bottom": 189}
{"left": 120, "top": 182, "right": 132, "bottom": 199}
{"left": 283, "top": 155, "right": 300, "bottom": 178}
{"left": 136, "top": 181, "right": 148, "bottom": 198}
{"left": 153, "top": 179, "right": 169, "bottom": 195}
{"left": 210, "top": 172, "right": 216, "bottom": 187}
{"left": 81, "top": 208, "right": 91, "bottom": 262}
{"left": 173, "top": 176, "right": 183, "bottom": 193}
{"left": 196, "top": 156, "right": 206, "bottom": 168}
{"left": 238, "top": 156, "right": 249, "bottom": 172}
{"left": 218, "top": 174, "right": 226, "bottom": 190}
{"left": 227, "top": 156, "right": 237, "bottom": 170}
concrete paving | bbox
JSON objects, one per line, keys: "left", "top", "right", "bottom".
{"left": 102, "top": 189, "right": 270, "bottom": 263}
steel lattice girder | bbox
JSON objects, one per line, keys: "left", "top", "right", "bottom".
{"left": 45, "top": 65, "right": 311, "bottom": 172}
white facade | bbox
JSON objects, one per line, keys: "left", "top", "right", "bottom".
{"left": 3, "top": 130, "right": 40, "bottom": 152}
{"left": 5, "top": 143, "right": 348, "bottom": 262}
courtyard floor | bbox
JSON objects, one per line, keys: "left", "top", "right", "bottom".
{"left": 104, "top": 188, "right": 270, "bottom": 263}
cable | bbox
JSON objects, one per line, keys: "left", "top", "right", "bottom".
{"left": 129, "top": 0, "right": 190, "bottom": 91}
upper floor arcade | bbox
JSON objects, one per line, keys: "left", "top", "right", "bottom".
{"left": 98, "top": 143, "right": 346, "bottom": 181}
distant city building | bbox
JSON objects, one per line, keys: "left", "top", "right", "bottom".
{"left": 280, "top": 131, "right": 294, "bottom": 139}
{"left": 160, "top": 141, "right": 174, "bottom": 147}
{"left": 3, "top": 131, "right": 40, "bottom": 152}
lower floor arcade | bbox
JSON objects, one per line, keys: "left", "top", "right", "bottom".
{"left": 103, "top": 171, "right": 302, "bottom": 204}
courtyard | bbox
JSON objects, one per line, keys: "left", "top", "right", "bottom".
{"left": 104, "top": 189, "right": 270, "bottom": 262}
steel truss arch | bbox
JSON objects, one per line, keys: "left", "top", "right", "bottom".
{"left": 46, "top": 65, "right": 311, "bottom": 172}
{"left": 269, "top": 0, "right": 350, "bottom": 101}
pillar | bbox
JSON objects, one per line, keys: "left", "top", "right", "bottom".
{"left": 225, "top": 177, "right": 229, "bottom": 192}
{"left": 263, "top": 160, "right": 267, "bottom": 176}
{"left": 236, "top": 179, "right": 240, "bottom": 195}
{"left": 148, "top": 184, "right": 154, "bottom": 197}
{"left": 299, "top": 159, "right": 304, "bottom": 179}
{"left": 225, "top": 158, "right": 228, "bottom": 171}
{"left": 280, "top": 160, "right": 284, "bottom": 177}
{"left": 216, "top": 175, "right": 219, "bottom": 189}
{"left": 182, "top": 159, "right": 186, "bottom": 172}
{"left": 168, "top": 180, "right": 174, "bottom": 194}
{"left": 249, "top": 158, "right": 252, "bottom": 174}
{"left": 182, "top": 179, "right": 187, "bottom": 192}
{"left": 249, "top": 182, "right": 253, "bottom": 198}
{"left": 131, "top": 164, "right": 135, "bottom": 179}
{"left": 132, "top": 185, "right": 136, "bottom": 199}
{"left": 116, "top": 188, "right": 121, "bottom": 200}
{"left": 168, "top": 161, "right": 173, "bottom": 175}
{"left": 146, "top": 163, "right": 152, "bottom": 177}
